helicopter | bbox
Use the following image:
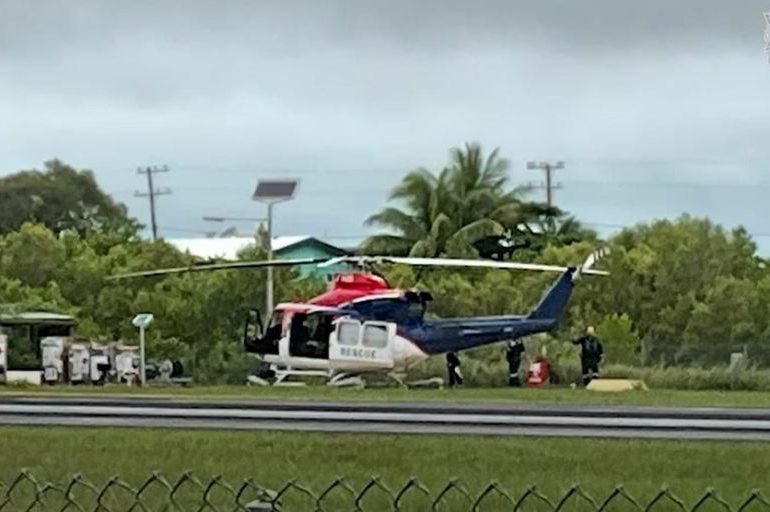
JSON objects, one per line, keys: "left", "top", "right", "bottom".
{"left": 109, "top": 249, "right": 609, "bottom": 387}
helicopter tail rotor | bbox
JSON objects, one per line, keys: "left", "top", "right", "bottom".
{"left": 526, "top": 247, "right": 610, "bottom": 321}
{"left": 574, "top": 247, "right": 611, "bottom": 280}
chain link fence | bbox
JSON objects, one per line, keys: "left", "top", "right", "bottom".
{"left": 1, "top": 471, "right": 768, "bottom": 511}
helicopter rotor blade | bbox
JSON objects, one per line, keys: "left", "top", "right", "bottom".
{"left": 106, "top": 257, "right": 331, "bottom": 281}
{"left": 107, "top": 249, "right": 610, "bottom": 281}
{"left": 333, "top": 255, "right": 609, "bottom": 276}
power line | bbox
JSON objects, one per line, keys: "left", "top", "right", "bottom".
{"left": 145, "top": 157, "right": 768, "bottom": 173}
{"left": 160, "top": 226, "right": 370, "bottom": 239}
{"left": 159, "top": 226, "right": 214, "bottom": 235}
{"left": 527, "top": 161, "right": 564, "bottom": 207}
{"left": 159, "top": 222, "right": 770, "bottom": 242}
{"left": 581, "top": 221, "right": 770, "bottom": 239}
{"left": 561, "top": 180, "right": 770, "bottom": 190}
{"left": 135, "top": 165, "right": 171, "bottom": 241}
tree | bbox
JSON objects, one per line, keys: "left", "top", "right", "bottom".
{"left": 595, "top": 313, "right": 642, "bottom": 365}
{"left": 0, "top": 221, "right": 327, "bottom": 384}
{"left": 361, "top": 143, "right": 521, "bottom": 256}
{"left": 579, "top": 216, "right": 763, "bottom": 365}
{"left": 0, "top": 159, "right": 138, "bottom": 235}
{"left": 360, "top": 143, "right": 591, "bottom": 258}
{"left": 0, "top": 223, "right": 66, "bottom": 288}
{"left": 359, "top": 167, "right": 450, "bottom": 256}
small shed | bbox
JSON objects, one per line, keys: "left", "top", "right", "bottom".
{"left": 273, "top": 236, "right": 354, "bottom": 278}
{"left": 166, "top": 236, "right": 357, "bottom": 280}
{"left": 0, "top": 311, "right": 76, "bottom": 370}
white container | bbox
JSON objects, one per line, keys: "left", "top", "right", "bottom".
{"left": 115, "top": 346, "right": 139, "bottom": 383}
{"left": 6, "top": 371, "right": 41, "bottom": 385}
{"left": 41, "top": 337, "right": 66, "bottom": 383}
{"left": 69, "top": 343, "right": 90, "bottom": 383}
{"left": 89, "top": 344, "right": 111, "bottom": 384}
{"left": 0, "top": 334, "right": 7, "bottom": 380}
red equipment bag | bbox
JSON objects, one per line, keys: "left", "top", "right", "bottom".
{"left": 526, "top": 356, "right": 550, "bottom": 387}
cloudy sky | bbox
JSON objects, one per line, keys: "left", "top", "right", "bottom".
{"left": 2, "top": 1, "right": 770, "bottom": 249}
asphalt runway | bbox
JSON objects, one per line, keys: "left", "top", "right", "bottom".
{"left": 0, "top": 394, "right": 769, "bottom": 440}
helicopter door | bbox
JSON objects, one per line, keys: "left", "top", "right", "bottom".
{"left": 329, "top": 319, "right": 395, "bottom": 371}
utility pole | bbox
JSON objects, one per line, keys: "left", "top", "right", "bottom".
{"left": 526, "top": 161, "right": 564, "bottom": 207}
{"left": 135, "top": 165, "right": 171, "bottom": 241}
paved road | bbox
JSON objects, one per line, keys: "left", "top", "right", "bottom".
{"left": 0, "top": 394, "right": 769, "bottom": 440}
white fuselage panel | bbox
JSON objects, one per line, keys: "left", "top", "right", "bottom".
{"left": 261, "top": 333, "right": 428, "bottom": 374}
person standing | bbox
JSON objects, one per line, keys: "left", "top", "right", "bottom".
{"left": 505, "top": 340, "right": 525, "bottom": 386}
{"left": 446, "top": 352, "right": 463, "bottom": 387}
{"left": 572, "top": 326, "right": 603, "bottom": 386}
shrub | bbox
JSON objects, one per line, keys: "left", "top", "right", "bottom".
{"left": 408, "top": 357, "right": 770, "bottom": 391}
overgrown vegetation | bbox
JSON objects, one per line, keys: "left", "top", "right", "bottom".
{"left": 2, "top": 427, "right": 770, "bottom": 510}
{"left": 1, "top": 151, "right": 769, "bottom": 387}
{"left": 0, "top": 221, "right": 326, "bottom": 384}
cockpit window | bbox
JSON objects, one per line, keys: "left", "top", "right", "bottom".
{"left": 337, "top": 320, "right": 361, "bottom": 346}
{"left": 362, "top": 324, "right": 388, "bottom": 348}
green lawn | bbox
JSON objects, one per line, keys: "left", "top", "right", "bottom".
{"left": 3, "top": 382, "right": 770, "bottom": 408}
{"left": 0, "top": 427, "right": 768, "bottom": 511}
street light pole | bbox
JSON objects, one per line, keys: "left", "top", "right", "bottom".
{"left": 252, "top": 179, "right": 299, "bottom": 320}
{"left": 266, "top": 202, "right": 274, "bottom": 316}
{"left": 203, "top": 213, "right": 274, "bottom": 312}
{"left": 139, "top": 325, "right": 146, "bottom": 386}
{"left": 131, "top": 313, "right": 154, "bottom": 387}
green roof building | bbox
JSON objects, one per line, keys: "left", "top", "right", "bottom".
{"left": 273, "top": 236, "right": 355, "bottom": 279}
{"left": 168, "top": 235, "right": 359, "bottom": 280}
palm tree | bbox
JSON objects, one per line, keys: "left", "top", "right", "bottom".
{"left": 358, "top": 167, "right": 443, "bottom": 255}
{"left": 499, "top": 202, "right": 597, "bottom": 251}
{"left": 359, "top": 142, "right": 593, "bottom": 257}
{"left": 360, "top": 143, "right": 525, "bottom": 256}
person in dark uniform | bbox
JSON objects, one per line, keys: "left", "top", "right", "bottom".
{"left": 505, "top": 340, "right": 525, "bottom": 386}
{"left": 572, "top": 326, "right": 603, "bottom": 386}
{"left": 446, "top": 352, "right": 463, "bottom": 387}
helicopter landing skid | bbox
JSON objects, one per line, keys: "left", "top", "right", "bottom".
{"left": 328, "top": 372, "right": 365, "bottom": 388}
{"left": 387, "top": 372, "right": 443, "bottom": 389}
{"left": 272, "top": 369, "right": 329, "bottom": 386}
{"left": 247, "top": 367, "right": 443, "bottom": 389}
{"left": 251, "top": 368, "right": 365, "bottom": 387}
{"left": 405, "top": 377, "right": 444, "bottom": 389}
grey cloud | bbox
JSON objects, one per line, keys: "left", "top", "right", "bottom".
{"left": 3, "top": 0, "right": 768, "bottom": 101}
{"left": 2, "top": 0, "right": 768, "bottom": 60}
{"left": 1, "top": 0, "right": 770, "bottom": 213}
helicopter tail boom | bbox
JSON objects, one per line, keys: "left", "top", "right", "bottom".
{"left": 525, "top": 247, "right": 610, "bottom": 321}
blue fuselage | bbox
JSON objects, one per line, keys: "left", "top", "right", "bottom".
{"left": 402, "top": 316, "right": 558, "bottom": 355}
{"left": 341, "top": 269, "right": 576, "bottom": 356}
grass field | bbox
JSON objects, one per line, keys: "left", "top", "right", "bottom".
{"left": 0, "top": 426, "right": 768, "bottom": 510}
{"left": 3, "top": 382, "right": 770, "bottom": 408}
